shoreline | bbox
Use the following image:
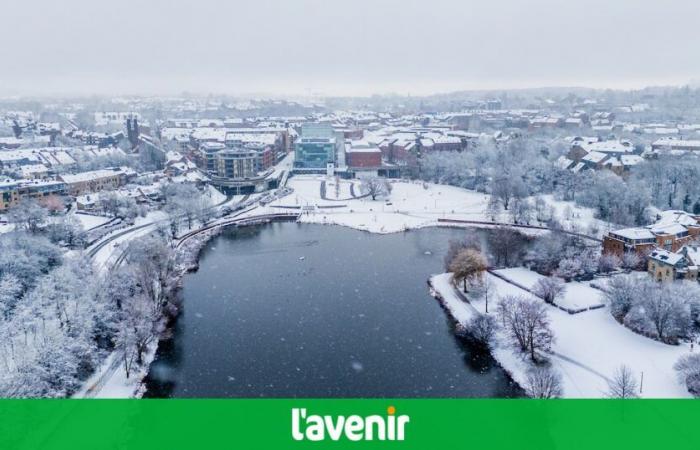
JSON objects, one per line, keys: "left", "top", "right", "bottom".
{"left": 427, "top": 275, "right": 528, "bottom": 395}
{"left": 80, "top": 214, "right": 579, "bottom": 398}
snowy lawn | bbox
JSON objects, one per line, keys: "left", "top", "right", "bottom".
{"left": 324, "top": 178, "right": 356, "bottom": 199}
{"left": 73, "top": 213, "right": 111, "bottom": 230}
{"left": 276, "top": 176, "right": 492, "bottom": 233}
{"left": 494, "top": 267, "right": 604, "bottom": 311}
{"left": 431, "top": 272, "right": 692, "bottom": 398}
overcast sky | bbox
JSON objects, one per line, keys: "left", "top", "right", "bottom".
{"left": 1, "top": 0, "right": 699, "bottom": 97}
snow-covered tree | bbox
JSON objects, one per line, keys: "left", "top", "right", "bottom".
{"left": 532, "top": 277, "right": 566, "bottom": 305}
{"left": 0, "top": 274, "right": 23, "bottom": 319}
{"left": 487, "top": 227, "right": 529, "bottom": 267}
{"left": 497, "top": 295, "right": 555, "bottom": 362}
{"left": 126, "top": 234, "right": 176, "bottom": 315}
{"left": 598, "top": 254, "right": 621, "bottom": 273}
{"left": 361, "top": 177, "right": 392, "bottom": 201}
{"left": 605, "top": 275, "right": 638, "bottom": 321}
{"left": 606, "top": 365, "right": 639, "bottom": 399}
{"left": 674, "top": 354, "right": 700, "bottom": 397}
{"left": 7, "top": 199, "right": 47, "bottom": 233}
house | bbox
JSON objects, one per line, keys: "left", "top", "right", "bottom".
{"left": 0, "top": 180, "right": 19, "bottom": 210}
{"left": 603, "top": 210, "right": 700, "bottom": 258}
{"left": 647, "top": 246, "right": 699, "bottom": 282}
{"left": 651, "top": 137, "right": 700, "bottom": 153}
{"left": 58, "top": 167, "right": 135, "bottom": 196}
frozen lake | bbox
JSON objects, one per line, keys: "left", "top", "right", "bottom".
{"left": 144, "top": 222, "right": 521, "bottom": 397}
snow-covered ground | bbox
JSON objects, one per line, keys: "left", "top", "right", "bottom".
{"left": 431, "top": 270, "right": 691, "bottom": 398}
{"left": 494, "top": 267, "right": 604, "bottom": 311}
{"left": 73, "top": 212, "right": 111, "bottom": 230}
{"left": 273, "top": 176, "right": 493, "bottom": 233}
{"left": 0, "top": 222, "right": 14, "bottom": 234}
{"left": 206, "top": 185, "right": 227, "bottom": 205}
{"left": 324, "top": 178, "right": 356, "bottom": 200}
{"left": 73, "top": 340, "right": 159, "bottom": 398}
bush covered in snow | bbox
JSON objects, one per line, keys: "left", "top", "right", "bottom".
{"left": 674, "top": 354, "right": 700, "bottom": 397}
{"left": 532, "top": 277, "right": 566, "bottom": 304}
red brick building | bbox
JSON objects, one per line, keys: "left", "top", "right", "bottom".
{"left": 603, "top": 210, "right": 700, "bottom": 258}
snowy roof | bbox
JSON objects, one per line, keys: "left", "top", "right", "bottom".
{"left": 655, "top": 210, "right": 699, "bottom": 228}
{"left": 345, "top": 141, "right": 381, "bottom": 153}
{"left": 653, "top": 138, "right": 700, "bottom": 149}
{"left": 582, "top": 140, "right": 633, "bottom": 154}
{"left": 648, "top": 249, "right": 684, "bottom": 266}
{"left": 681, "top": 246, "right": 700, "bottom": 266}
{"left": 582, "top": 151, "right": 608, "bottom": 163}
{"left": 556, "top": 155, "right": 575, "bottom": 170}
{"left": 620, "top": 155, "right": 643, "bottom": 166}
{"left": 612, "top": 227, "right": 655, "bottom": 240}
{"left": 649, "top": 223, "right": 689, "bottom": 236}
{"left": 60, "top": 168, "right": 128, "bottom": 184}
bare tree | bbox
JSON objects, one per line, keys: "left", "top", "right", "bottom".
{"left": 606, "top": 365, "right": 639, "bottom": 398}
{"left": 487, "top": 226, "right": 528, "bottom": 267}
{"left": 498, "top": 295, "right": 555, "bottom": 362}
{"left": 362, "top": 177, "right": 392, "bottom": 201}
{"left": 448, "top": 248, "right": 488, "bottom": 292}
{"left": 524, "top": 367, "right": 563, "bottom": 398}
{"left": 532, "top": 277, "right": 566, "bottom": 305}
{"left": 465, "top": 314, "right": 498, "bottom": 348}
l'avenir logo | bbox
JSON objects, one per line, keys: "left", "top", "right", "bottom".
{"left": 291, "top": 406, "right": 410, "bottom": 441}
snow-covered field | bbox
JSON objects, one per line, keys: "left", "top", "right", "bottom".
{"left": 494, "top": 267, "right": 604, "bottom": 311}
{"left": 273, "top": 176, "right": 493, "bottom": 233}
{"left": 431, "top": 270, "right": 691, "bottom": 398}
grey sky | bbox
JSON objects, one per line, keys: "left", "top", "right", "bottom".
{"left": 1, "top": 0, "right": 699, "bottom": 97}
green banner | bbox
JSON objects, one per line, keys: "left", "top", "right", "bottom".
{"left": 1, "top": 399, "right": 699, "bottom": 449}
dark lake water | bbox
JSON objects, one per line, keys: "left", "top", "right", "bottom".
{"left": 144, "top": 222, "right": 521, "bottom": 397}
